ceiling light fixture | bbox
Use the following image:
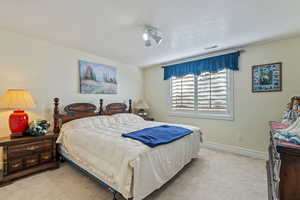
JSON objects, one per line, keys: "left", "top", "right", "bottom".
{"left": 143, "top": 26, "right": 163, "bottom": 47}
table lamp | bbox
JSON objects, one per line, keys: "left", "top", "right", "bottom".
{"left": 0, "top": 89, "right": 36, "bottom": 138}
{"left": 135, "top": 100, "right": 149, "bottom": 117}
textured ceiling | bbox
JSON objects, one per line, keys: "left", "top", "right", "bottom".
{"left": 0, "top": 0, "right": 300, "bottom": 67}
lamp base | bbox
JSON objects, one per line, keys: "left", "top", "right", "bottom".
{"left": 9, "top": 110, "right": 29, "bottom": 138}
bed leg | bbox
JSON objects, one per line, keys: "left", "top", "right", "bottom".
{"left": 112, "top": 191, "right": 117, "bottom": 200}
{"left": 59, "top": 155, "right": 65, "bottom": 163}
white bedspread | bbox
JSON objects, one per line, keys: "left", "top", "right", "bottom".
{"left": 57, "top": 114, "right": 202, "bottom": 200}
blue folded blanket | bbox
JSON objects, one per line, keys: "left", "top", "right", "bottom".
{"left": 122, "top": 125, "right": 193, "bottom": 148}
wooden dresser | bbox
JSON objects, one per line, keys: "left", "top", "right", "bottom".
{"left": 267, "top": 122, "right": 300, "bottom": 200}
{"left": 0, "top": 133, "right": 59, "bottom": 186}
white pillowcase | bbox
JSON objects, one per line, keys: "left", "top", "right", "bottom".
{"left": 97, "top": 115, "right": 117, "bottom": 127}
{"left": 62, "top": 113, "right": 143, "bottom": 131}
{"left": 113, "top": 113, "right": 144, "bottom": 123}
{"left": 62, "top": 115, "right": 116, "bottom": 129}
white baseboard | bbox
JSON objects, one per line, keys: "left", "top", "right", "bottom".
{"left": 202, "top": 141, "right": 268, "bottom": 160}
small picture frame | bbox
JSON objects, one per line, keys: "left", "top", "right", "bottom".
{"left": 252, "top": 62, "right": 282, "bottom": 93}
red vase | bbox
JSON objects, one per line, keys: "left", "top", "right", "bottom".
{"left": 9, "top": 110, "right": 29, "bottom": 137}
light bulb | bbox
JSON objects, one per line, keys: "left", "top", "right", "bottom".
{"left": 143, "top": 32, "right": 149, "bottom": 41}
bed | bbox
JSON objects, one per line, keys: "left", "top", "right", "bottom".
{"left": 53, "top": 98, "right": 203, "bottom": 200}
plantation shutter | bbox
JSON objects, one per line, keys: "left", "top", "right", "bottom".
{"left": 198, "top": 69, "right": 227, "bottom": 110}
{"left": 171, "top": 69, "right": 228, "bottom": 112}
{"left": 171, "top": 75, "right": 195, "bottom": 110}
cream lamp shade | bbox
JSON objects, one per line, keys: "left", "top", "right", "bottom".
{"left": 0, "top": 89, "right": 36, "bottom": 109}
{"left": 135, "top": 100, "right": 149, "bottom": 110}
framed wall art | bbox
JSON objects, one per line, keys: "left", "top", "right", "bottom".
{"left": 252, "top": 62, "right": 282, "bottom": 92}
{"left": 79, "top": 60, "right": 117, "bottom": 94}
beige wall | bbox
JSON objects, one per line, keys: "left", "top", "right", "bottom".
{"left": 0, "top": 30, "right": 143, "bottom": 137}
{"left": 1, "top": 29, "right": 300, "bottom": 152}
{"left": 143, "top": 36, "right": 300, "bottom": 152}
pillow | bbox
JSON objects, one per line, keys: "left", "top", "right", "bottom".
{"left": 113, "top": 113, "right": 144, "bottom": 123}
{"left": 62, "top": 115, "right": 116, "bottom": 130}
{"left": 97, "top": 115, "right": 117, "bottom": 127}
{"left": 58, "top": 115, "right": 116, "bottom": 145}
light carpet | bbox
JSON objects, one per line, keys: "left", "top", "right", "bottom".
{"left": 0, "top": 148, "right": 267, "bottom": 200}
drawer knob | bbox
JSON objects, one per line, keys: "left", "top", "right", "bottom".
{"left": 26, "top": 146, "right": 38, "bottom": 151}
{"left": 273, "top": 176, "right": 280, "bottom": 182}
{"left": 42, "top": 155, "right": 50, "bottom": 160}
{"left": 12, "top": 163, "right": 21, "bottom": 168}
{"left": 27, "top": 159, "right": 36, "bottom": 164}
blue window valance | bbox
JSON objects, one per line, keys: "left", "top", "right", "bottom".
{"left": 163, "top": 51, "right": 240, "bottom": 80}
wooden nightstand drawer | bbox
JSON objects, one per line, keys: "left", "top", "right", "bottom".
{"left": 40, "top": 152, "right": 52, "bottom": 163}
{"left": 8, "top": 158, "right": 23, "bottom": 173}
{"left": 24, "top": 155, "right": 39, "bottom": 168}
{"left": 7, "top": 140, "right": 52, "bottom": 159}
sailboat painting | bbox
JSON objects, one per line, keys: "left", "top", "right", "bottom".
{"left": 79, "top": 60, "right": 117, "bottom": 94}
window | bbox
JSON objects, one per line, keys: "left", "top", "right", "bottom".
{"left": 170, "top": 69, "right": 234, "bottom": 120}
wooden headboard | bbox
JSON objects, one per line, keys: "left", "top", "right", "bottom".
{"left": 53, "top": 98, "right": 132, "bottom": 134}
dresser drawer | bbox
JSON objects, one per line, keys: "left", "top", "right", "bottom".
{"left": 24, "top": 155, "right": 39, "bottom": 168}
{"left": 7, "top": 140, "right": 52, "bottom": 159}
{"left": 40, "top": 152, "right": 53, "bottom": 163}
{"left": 8, "top": 158, "right": 23, "bottom": 173}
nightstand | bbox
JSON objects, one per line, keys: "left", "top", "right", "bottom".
{"left": 0, "top": 132, "right": 59, "bottom": 186}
